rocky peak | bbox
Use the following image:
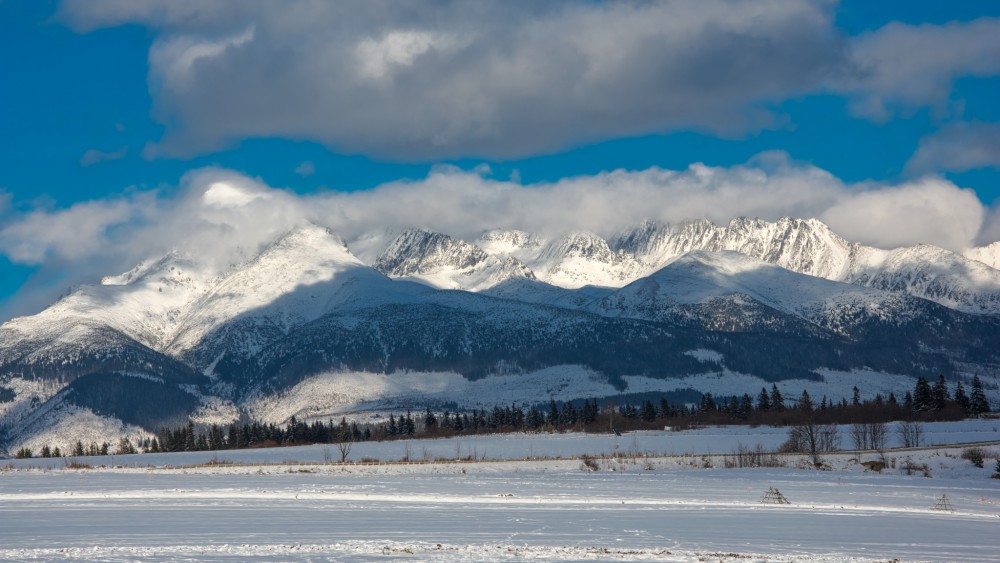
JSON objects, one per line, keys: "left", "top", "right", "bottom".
{"left": 374, "top": 229, "right": 489, "bottom": 276}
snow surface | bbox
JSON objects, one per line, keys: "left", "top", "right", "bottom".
{"left": 3, "top": 423, "right": 1000, "bottom": 562}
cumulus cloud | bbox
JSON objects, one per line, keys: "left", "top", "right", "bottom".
{"left": 1, "top": 158, "right": 994, "bottom": 321}
{"left": 58, "top": 0, "right": 850, "bottom": 159}
{"left": 979, "top": 205, "right": 1000, "bottom": 246}
{"left": 54, "top": 1, "right": 1000, "bottom": 162}
{"left": 0, "top": 196, "right": 154, "bottom": 264}
{"left": 819, "top": 178, "right": 985, "bottom": 251}
{"left": 836, "top": 19, "right": 1000, "bottom": 120}
{"left": 79, "top": 146, "right": 128, "bottom": 167}
{"left": 906, "top": 121, "right": 1000, "bottom": 174}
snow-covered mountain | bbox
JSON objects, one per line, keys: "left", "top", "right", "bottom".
{"left": 965, "top": 241, "right": 1000, "bottom": 270}
{"left": 356, "top": 217, "right": 1000, "bottom": 315}
{"left": 373, "top": 229, "right": 534, "bottom": 291}
{"left": 612, "top": 217, "right": 853, "bottom": 280}
{"left": 2, "top": 218, "right": 1000, "bottom": 453}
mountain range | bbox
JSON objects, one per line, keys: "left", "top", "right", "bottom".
{"left": 2, "top": 217, "right": 999, "bottom": 453}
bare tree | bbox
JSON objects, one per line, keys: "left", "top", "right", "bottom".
{"left": 850, "top": 422, "right": 888, "bottom": 450}
{"left": 336, "top": 440, "right": 352, "bottom": 463}
{"left": 818, "top": 424, "right": 840, "bottom": 452}
{"left": 850, "top": 423, "right": 869, "bottom": 450}
{"left": 781, "top": 421, "right": 839, "bottom": 466}
{"left": 896, "top": 421, "right": 924, "bottom": 448}
{"left": 867, "top": 422, "right": 888, "bottom": 450}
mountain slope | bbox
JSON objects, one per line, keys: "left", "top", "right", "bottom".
{"left": 166, "top": 224, "right": 435, "bottom": 376}
{"left": 3, "top": 219, "right": 1000, "bottom": 453}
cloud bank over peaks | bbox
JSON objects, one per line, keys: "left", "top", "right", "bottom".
{"left": 55, "top": 1, "right": 1000, "bottom": 161}
{"left": 1, "top": 157, "right": 997, "bottom": 321}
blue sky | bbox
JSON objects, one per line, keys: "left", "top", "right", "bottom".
{"left": 2, "top": 0, "right": 1000, "bottom": 320}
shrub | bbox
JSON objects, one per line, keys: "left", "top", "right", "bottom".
{"left": 962, "top": 447, "right": 986, "bottom": 469}
{"left": 63, "top": 458, "right": 92, "bottom": 469}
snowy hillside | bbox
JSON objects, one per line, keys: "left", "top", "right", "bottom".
{"left": 845, "top": 244, "right": 1000, "bottom": 314}
{"left": 164, "top": 224, "right": 433, "bottom": 372}
{"left": 3, "top": 218, "right": 1000, "bottom": 453}
{"left": 593, "top": 250, "right": 921, "bottom": 332}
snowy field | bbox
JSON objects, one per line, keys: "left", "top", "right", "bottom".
{"left": 3, "top": 422, "right": 1000, "bottom": 561}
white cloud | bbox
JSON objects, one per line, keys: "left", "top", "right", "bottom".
{"left": 294, "top": 161, "right": 315, "bottom": 177}
{"left": 819, "top": 178, "right": 985, "bottom": 251}
{"left": 55, "top": 2, "right": 1000, "bottom": 162}
{"left": 148, "top": 27, "right": 255, "bottom": 92}
{"left": 57, "top": 0, "right": 850, "bottom": 159}
{"left": 906, "top": 121, "right": 1000, "bottom": 174}
{"left": 836, "top": 19, "right": 1000, "bottom": 120}
{"left": 356, "top": 30, "right": 458, "bottom": 81}
{"left": 2, "top": 158, "right": 994, "bottom": 322}
{"left": 0, "top": 196, "right": 152, "bottom": 264}
{"left": 979, "top": 205, "right": 1000, "bottom": 246}
{"left": 79, "top": 146, "right": 128, "bottom": 167}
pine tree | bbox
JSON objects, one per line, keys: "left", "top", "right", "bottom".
{"left": 798, "top": 390, "right": 814, "bottom": 413}
{"left": 116, "top": 437, "right": 136, "bottom": 455}
{"left": 700, "top": 392, "right": 716, "bottom": 412}
{"left": 562, "top": 402, "right": 578, "bottom": 424}
{"left": 739, "top": 394, "right": 753, "bottom": 420}
{"left": 970, "top": 375, "right": 990, "bottom": 417}
{"left": 227, "top": 424, "right": 240, "bottom": 449}
{"left": 184, "top": 421, "right": 196, "bottom": 451}
{"left": 548, "top": 400, "right": 560, "bottom": 426}
{"left": 404, "top": 411, "right": 416, "bottom": 435}
{"left": 770, "top": 384, "right": 785, "bottom": 412}
{"left": 640, "top": 400, "right": 657, "bottom": 421}
{"left": 757, "top": 387, "right": 771, "bottom": 411}
{"left": 913, "top": 377, "right": 933, "bottom": 412}
{"left": 423, "top": 408, "right": 438, "bottom": 431}
{"left": 659, "top": 398, "right": 671, "bottom": 418}
{"left": 932, "top": 374, "right": 950, "bottom": 410}
{"left": 954, "top": 381, "right": 970, "bottom": 415}
{"left": 852, "top": 386, "right": 861, "bottom": 406}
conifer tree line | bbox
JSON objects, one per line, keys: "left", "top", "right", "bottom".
{"left": 15, "top": 374, "right": 993, "bottom": 458}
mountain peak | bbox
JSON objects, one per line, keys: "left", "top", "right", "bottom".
{"left": 271, "top": 223, "right": 346, "bottom": 251}
{"left": 375, "top": 229, "right": 488, "bottom": 276}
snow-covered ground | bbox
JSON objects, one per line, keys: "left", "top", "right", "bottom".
{"left": 3, "top": 422, "right": 999, "bottom": 561}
